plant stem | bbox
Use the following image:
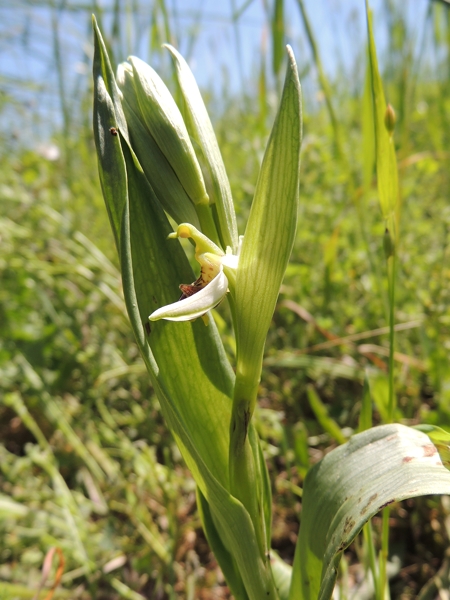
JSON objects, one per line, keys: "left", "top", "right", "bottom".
{"left": 364, "top": 521, "right": 380, "bottom": 599}
{"left": 379, "top": 506, "right": 391, "bottom": 599}
{"left": 378, "top": 250, "right": 397, "bottom": 598}
{"left": 387, "top": 253, "right": 397, "bottom": 422}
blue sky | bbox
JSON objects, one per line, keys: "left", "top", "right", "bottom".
{"left": 0, "top": 0, "right": 433, "bottom": 147}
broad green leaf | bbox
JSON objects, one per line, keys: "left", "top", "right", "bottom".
{"left": 233, "top": 45, "right": 302, "bottom": 421}
{"left": 197, "top": 487, "right": 249, "bottom": 600}
{"left": 271, "top": 551, "right": 292, "bottom": 600}
{"left": 366, "top": 3, "right": 399, "bottom": 236}
{"left": 93, "top": 23, "right": 279, "bottom": 599}
{"left": 164, "top": 44, "right": 238, "bottom": 252}
{"left": 250, "top": 423, "right": 273, "bottom": 550}
{"left": 227, "top": 49, "right": 301, "bottom": 585}
{"left": 289, "top": 424, "right": 450, "bottom": 600}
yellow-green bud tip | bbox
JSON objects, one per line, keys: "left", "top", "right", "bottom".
{"left": 177, "top": 225, "right": 191, "bottom": 238}
{"left": 384, "top": 103, "right": 396, "bottom": 135}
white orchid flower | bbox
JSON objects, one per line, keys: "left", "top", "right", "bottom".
{"left": 149, "top": 224, "right": 240, "bottom": 322}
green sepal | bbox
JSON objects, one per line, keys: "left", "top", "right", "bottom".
{"left": 117, "top": 65, "right": 200, "bottom": 228}
{"left": 164, "top": 44, "right": 238, "bottom": 252}
{"left": 126, "top": 56, "right": 210, "bottom": 207}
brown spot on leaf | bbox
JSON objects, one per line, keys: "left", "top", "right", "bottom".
{"left": 343, "top": 515, "right": 355, "bottom": 536}
{"left": 360, "top": 493, "right": 378, "bottom": 516}
{"left": 423, "top": 444, "right": 437, "bottom": 457}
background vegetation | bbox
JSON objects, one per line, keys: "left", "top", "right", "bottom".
{"left": 1, "top": 0, "right": 450, "bottom": 598}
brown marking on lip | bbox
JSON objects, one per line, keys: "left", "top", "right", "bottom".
{"left": 179, "top": 274, "right": 204, "bottom": 300}
{"left": 403, "top": 456, "right": 414, "bottom": 463}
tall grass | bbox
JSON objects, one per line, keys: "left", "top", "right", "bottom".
{"left": 1, "top": 1, "right": 450, "bottom": 598}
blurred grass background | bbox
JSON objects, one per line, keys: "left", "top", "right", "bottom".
{"left": 1, "top": 0, "right": 450, "bottom": 598}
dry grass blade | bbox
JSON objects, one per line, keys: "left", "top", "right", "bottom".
{"left": 32, "top": 547, "right": 65, "bottom": 600}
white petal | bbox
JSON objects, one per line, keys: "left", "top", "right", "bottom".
{"left": 149, "top": 270, "right": 228, "bottom": 322}
{"left": 222, "top": 253, "right": 239, "bottom": 270}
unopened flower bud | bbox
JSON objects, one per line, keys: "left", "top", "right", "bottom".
{"left": 384, "top": 103, "right": 396, "bottom": 135}
{"left": 120, "top": 56, "right": 210, "bottom": 208}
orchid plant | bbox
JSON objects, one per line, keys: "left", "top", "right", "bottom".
{"left": 93, "top": 13, "right": 450, "bottom": 600}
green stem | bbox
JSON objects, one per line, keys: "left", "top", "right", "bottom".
{"left": 387, "top": 253, "right": 396, "bottom": 422}
{"left": 228, "top": 365, "right": 267, "bottom": 562}
{"left": 363, "top": 521, "right": 379, "bottom": 599}
{"left": 379, "top": 507, "right": 391, "bottom": 599}
{"left": 379, "top": 251, "right": 396, "bottom": 598}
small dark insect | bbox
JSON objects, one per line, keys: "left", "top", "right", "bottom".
{"left": 109, "top": 127, "right": 118, "bottom": 136}
{"left": 144, "top": 322, "right": 151, "bottom": 335}
{"left": 179, "top": 275, "right": 204, "bottom": 300}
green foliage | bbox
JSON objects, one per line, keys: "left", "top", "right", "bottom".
{"left": 2, "top": 1, "right": 450, "bottom": 598}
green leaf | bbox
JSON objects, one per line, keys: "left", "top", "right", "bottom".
{"left": 197, "top": 487, "right": 249, "bottom": 600}
{"left": 225, "top": 50, "right": 301, "bottom": 589}
{"left": 233, "top": 45, "right": 302, "bottom": 421}
{"left": 164, "top": 44, "right": 238, "bottom": 252}
{"left": 271, "top": 551, "right": 292, "bottom": 600}
{"left": 289, "top": 424, "right": 450, "bottom": 600}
